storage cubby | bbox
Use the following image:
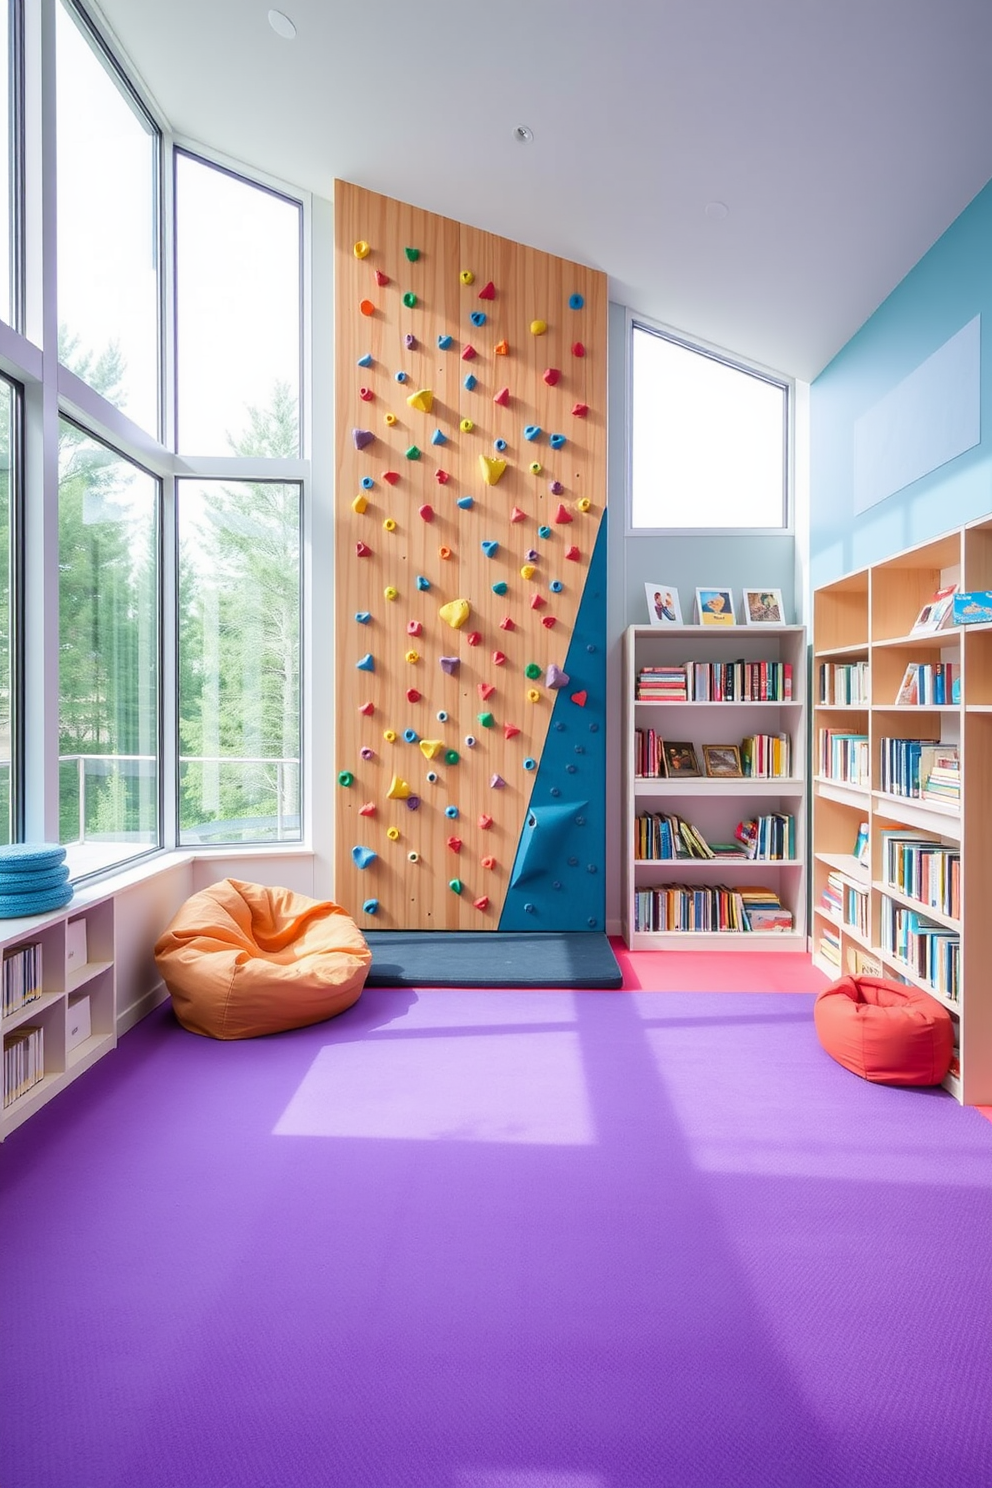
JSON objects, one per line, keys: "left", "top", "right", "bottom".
{"left": 812, "top": 515, "right": 992, "bottom": 1104}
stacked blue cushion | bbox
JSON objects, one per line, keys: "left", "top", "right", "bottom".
{"left": 0, "top": 844, "right": 74, "bottom": 917}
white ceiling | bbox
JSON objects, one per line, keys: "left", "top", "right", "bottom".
{"left": 93, "top": 0, "right": 992, "bottom": 381}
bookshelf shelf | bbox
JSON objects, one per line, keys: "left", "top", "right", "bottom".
{"left": 812, "top": 514, "right": 992, "bottom": 1104}
{"left": 623, "top": 624, "right": 807, "bottom": 951}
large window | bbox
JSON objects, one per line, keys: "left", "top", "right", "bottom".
{"left": 55, "top": 0, "right": 159, "bottom": 435}
{"left": 175, "top": 151, "right": 301, "bottom": 455}
{"left": 178, "top": 479, "right": 300, "bottom": 845}
{"left": 630, "top": 322, "right": 789, "bottom": 531}
{"left": 58, "top": 423, "right": 159, "bottom": 876}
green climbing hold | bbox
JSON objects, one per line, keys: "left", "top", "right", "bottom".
{"left": 405, "top": 247, "right": 420, "bottom": 262}
{"left": 444, "top": 749, "right": 460, "bottom": 765}
{"left": 525, "top": 663, "right": 542, "bottom": 680}
{"left": 406, "top": 445, "right": 421, "bottom": 460}
{"left": 478, "top": 712, "right": 494, "bottom": 729}
{"left": 449, "top": 878, "right": 463, "bottom": 895}
{"left": 403, "top": 291, "right": 417, "bottom": 308}
{"left": 337, "top": 770, "right": 354, "bottom": 787}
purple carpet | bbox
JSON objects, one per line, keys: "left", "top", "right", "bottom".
{"left": 1, "top": 989, "right": 990, "bottom": 1488}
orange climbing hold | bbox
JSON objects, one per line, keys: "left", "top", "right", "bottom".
{"left": 360, "top": 299, "right": 375, "bottom": 316}
{"left": 495, "top": 339, "right": 509, "bottom": 356}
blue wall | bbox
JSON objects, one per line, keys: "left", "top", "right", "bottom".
{"left": 810, "top": 178, "right": 992, "bottom": 585}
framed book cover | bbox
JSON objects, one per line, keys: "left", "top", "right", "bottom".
{"left": 695, "top": 587, "right": 735, "bottom": 625}
{"left": 702, "top": 743, "right": 743, "bottom": 778}
{"left": 910, "top": 584, "right": 957, "bottom": 635}
{"left": 663, "top": 740, "right": 701, "bottom": 777}
{"left": 743, "top": 587, "right": 785, "bottom": 625}
{"left": 644, "top": 583, "right": 683, "bottom": 626}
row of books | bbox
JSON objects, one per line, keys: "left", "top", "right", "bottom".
{"left": 879, "top": 736, "right": 940, "bottom": 799}
{"left": 919, "top": 748, "right": 960, "bottom": 804}
{"left": 880, "top": 897, "right": 960, "bottom": 1000}
{"left": 2, "top": 941, "right": 43, "bottom": 1019}
{"left": 635, "top": 814, "right": 717, "bottom": 861}
{"left": 819, "top": 926, "right": 841, "bottom": 966}
{"left": 636, "top": 660, "right": 793, "bottom": 702}
{"left": 634, "top": 730, "right": 792, "bottom": 779}
{"left": 816, "top": 728, "right": 869, "bottom": 786}
{"left": 894, "top": 661, "right": 956, "bottom": 706}
{"left": 735, "top": 814, "right": 796, "bottom": 861}
{"left": 632, "top": 884, "right": 794, "bottom": 934}
{"left": 817, "top": 661, "right": 869, "bottom": 706}
{"left": 3, "top": 1024, "right": 45, "bottom": 1109}
{"left": 881, "top": 831, "right": 960, "bottom": 919}
{"left": 820, "top": 870, "right": 869, "bottom": 936}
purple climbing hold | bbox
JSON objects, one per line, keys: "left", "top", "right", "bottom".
{"left": 353, "top": 428, "right": 374, "bottom": 451}
{"left": 405, "top": 333, "right": 417, "bottom": 350}
{"left": 549, "top": 481, "right": 564, "bottom": 495}
{"left": 490, "top": 774, "right": 507, "bottom": 789}
{"left": 439, "top": 656, "right": 460, "bottom": 674}
{"left": 406, "top": 795, "right": 421, "bottom": 810}
{"left": 546, "top": 664, "right": 570, "bottom": 689}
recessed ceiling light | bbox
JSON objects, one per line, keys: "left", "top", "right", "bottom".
{"left": 704, "top": 201, "right": 729, "bottom": 220}
{"left": 268, "top": 9, "right": 297, "bottom": 39}
{"left": 512, "top": 124, "right": 534, "bottom": 144}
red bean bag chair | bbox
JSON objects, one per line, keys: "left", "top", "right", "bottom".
{"left": 814, "top": 974, "right": 953, "bottom": 1086}
{"left": 154, "top": 879, "right": 371, "bottom": 1040}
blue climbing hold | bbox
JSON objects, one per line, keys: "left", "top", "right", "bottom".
{"left": 356, "top": 653, "right": 374, "bottom": 671}
{"left": 352, "top": 845, "right": 377, "bottom": 870}
{"left": 470, "top": 311, "right": 487, "bottom": 327}
{"left": 437, "top": 710, "right": 448, "bottom": 722}
{"left": 363, "top": 899, "right": 379, "bottom": 915}
{"left": 357, "top": 353, "right": 373, "bottom": 367}
{"left": 456, "top": 495, "right": 474, "bottom": 509}
{"left": 482, "top": 540, "right": 499, "bottom": 558}
{"left": 394, "top": 370, "right": 407, "bottom": 383}
{"left": 550, "top": 579, "right": 564, "bottom": 593}
{"left": 550, "top": 433, "right": 565, "bottom": 449}
{"left": 416, "top": 575, "right": 431, "bottom": 591}
{"left": 464, "top": 374, "right": 477, "bottom": 390}
{"left": 523, "top": 758, "right": 536, "bottom": 771}
{"left": 361, "top": 476, "right": 375, "bottom": 489}
{"left": 431, "top": 428, "right": 447, "bottom": 445}
{"left": 568, "top": 294, "right": 584, "bottom": 310}
{"left": 538, "top": 525, "right": 552, "bottom": 539}
{"left": 494, "top": 438, "right": 507, "bottom": 452}
{"left": 355, "top": 611, "right": 371, "bottom": 624}
{"left": 523, "top": 425, "right": 541, "bottom": 442}
{"left": 445, "top": 805, "right": 459, "bottom": 819}
{"left": 492, "top": 580, "right": 508, "bottom": 595}
{"left": 437, "top": 334, "right": 453, "bottom": 350}
{"left": 403, "top": 729, "right": 418, "bottom": 743}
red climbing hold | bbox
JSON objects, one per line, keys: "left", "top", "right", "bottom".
{"left": 493, "top": 386, "right": 510, "bottom": 407}
{"left": 356, "top": 542, "right": 371, "bottom": 557}
{"left": 435, "top": 470, "right": 449, "bottom": 485}
{"left": 491, "top": 650, "right": 506, "bottom": 666}
{"left": 478, "top": 281, "right": 495, "bottom": 300}
{"left": 530, "top": 594, "right": 546, "bottom": 609}
{"left": 359, "top": 387, "right": 373, "bottom": 401}
{"left": 478, "top": 682, "right": 495, "bottom": 700}
{"left": 406, "top": 688, "right": 421, "bottom": 703}
{"left": 510, "top": 506, "right": 526, "bottom": 523}
{"left": 499, "top": 616, "right": 515, "bottom": 631}
{"left": 542, "top": 616, "right": 556, "bottom": 629}
{"left": 446, "top": 837, "right": 462, "bottom": 853}
{"left": 462, "top": 344, "right": 476, "bottom": 360}
{"left": 481, "top": 856, "right": 496, "bottom": 870}
{"left": 374, "top": 269, "right": 389, "bottom": 286}
{"left": 565, "top": 545, "right": 580, "bottom": 561}
{"left": 359, "top": 701, "right": 374, "bottom": 716}
{"left": 543, "top": 368, "right": 560, "bottom": 386}
{"left": 466, "top": 631, "right": 482, "bottom": 646}
{"left": 503, "top": 724, "right": 520, "bottom": 740}
{"left": 359, "top": 801, "right": 376, "bottom": 816}
{"left": 570, "top": 691, "right": 588, "bottom": 707}
{"left": 572, "top": 342, "right": 585, "bottom": 357}
{"left": 572, "top": 403, "right": 588, "bottom": 418}
{"left": 474, "top": 896, "right": 489, "bottom": 911}
{"left": 418, "top": 504, "right": 434, "bottom": 522}
{"left": 554, "top": 503, "right": 573, "bottom": 524}
{"left": 478, "top": 814, "right": 493, "bottom": 830}
{"left": 382, "top": 470, "right": 400, "bottom": 484}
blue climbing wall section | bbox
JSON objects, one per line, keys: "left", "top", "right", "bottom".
{"left": 499, "top": 517, "right": 607, "bottom": 930}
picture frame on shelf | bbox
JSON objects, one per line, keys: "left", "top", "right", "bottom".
{"left": 742, "top": 587, "right": 786, "bottom": 625}
{"left": 702, "top": 744, "right": 743, "bottom": 778}
{"left": 695, "top": 587, "right": 735, "bottom": 625}
{"left": 910, "top": 584, "right": 957, "bottom": 635}
{"left": 951, "top": 590, "right": 992, "bottom": 626}
{"left": 644, "top": 583, "right": 683, "bottom": 627}
{"left": 662, "top": 740, "right": 701, "bottom": 777}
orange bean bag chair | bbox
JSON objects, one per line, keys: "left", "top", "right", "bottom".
{"left": 154, "top": 879, "right": 371, "bottom": 1039}
{"left": 814, "top": 974, "right": 953, "bottom": 1086}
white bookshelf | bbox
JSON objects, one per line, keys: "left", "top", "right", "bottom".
{"left": 622, "top": 624, "right": 808, "bottom": 950}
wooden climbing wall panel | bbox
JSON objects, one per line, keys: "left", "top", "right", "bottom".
{"left": 334, "top": 180, "right": 607, "bottom": 930}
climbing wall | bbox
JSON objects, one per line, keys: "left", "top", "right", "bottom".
{"left": 334, "top": 180, "right": 607, "bottom": 931}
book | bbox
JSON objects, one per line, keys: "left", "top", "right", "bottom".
{"left": 952, "top": 591, "right": 992, "bottom": 626}
{"left": 910, "top": 584, "right": 957, "bottom": 635}
{"left": 853, "top": 821, "right": 870, "bottom": 865}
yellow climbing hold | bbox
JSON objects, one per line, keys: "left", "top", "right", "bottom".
{"left": 526, "top": 688, "right": 541, "bottom": 703}
{"left": 386, "top": 826, "right": 400, "bottom": 841}
{"left": 354, "top": 240, "right": 371, "bottom": 259}
{"left": 405, "top": 650, "right": 419, "bottom": 664}
{"left": 460, "top": 269, "right": 475, "bottom": 285}
{"left": 383, "top": 729, "right": 398, "bottom": 743}
{"left": 384, "top": 412, "right": 397, "bottom": 426}
{"left": 529, "top": 462, "right": 542, "bottom": 475}
{"left": 479, "top": 456, "right": 507, "bottom": 486}
{"left": 351, "top": 494, "right": 368, "bottom": 514}
{"left": 439, "top": 598, "right": 471, "bottom": 630}
{"left": 406, "top": 388, "right": 434, "bottom": 414}
{"left": 419, "top": 739, "right": 445, "bottom": 760}
{"left": 384, "top": 585, "right": 398, "bottom": 601}
{"left": 383, "top": 518, "right": 397, "bottom": 532}
{"left": 520, "top": 563, "right": 536, "bottom": 580}
{"left": 576, "top": 497, "right": 592, "bottom": 512}
{"left": 387, "top": 775, "right": 412, "bottom": 799}
{"left": 530, "top": 319, "right": 547, "bottom": 335}
{"left": 460, "top": 418, "right": 474, "bottom": 433}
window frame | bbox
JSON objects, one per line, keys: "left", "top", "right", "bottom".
{"left": 626, "top": 309, "right": 794, "bottom": 538}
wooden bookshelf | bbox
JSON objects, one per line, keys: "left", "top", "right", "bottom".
{"left": 622, "top": 624, "right": 807, "bottom": 950}
{"left": 812, "top": 515, "right": 992, "bottom": 1105}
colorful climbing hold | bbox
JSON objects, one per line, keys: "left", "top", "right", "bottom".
{"left": 439, "top": 655, "right": 460, "bottom": 674}
{"left": 359, "top": 387, "right": 374, "bottom": 402}
{"left": 374, "top": 270, "right": 389, "bottom": 287}
{"left": 543, "top": 368, "right": 560, "bottom": 386}
{"left": 353, "top": 428, "right": 374, "bottom": 450}
{"left": 426, "top": 770, "right": 438, "bottom": 783}
{"left": 524, "top": 663, "right": 542, "bottom": 679}
{"left": 405, "top": 650, "right": 419, "bottom": 664}
{"left": 449, "top": 879, "right": 463, "bottom": 895}
{"left": 355, "top": 542, "right": 371, "bottom": 558}
{"left": 490, "top": 774, "right": 506, "bottom": 789}
{"left": 406, "top": 685, "right": 421, "bottom": 700}
{"left": 419, "top": 739, "right": 445, "bottom": 759}
{"left": 404, "top": 333, "right": 416, "bottom": 349}
{"left": 499, "top": 616, "right": 515, "bottom": 631}
{"left": 550, "top": 579, "right": 564, "bottom": 593}
{"left": 357, "top": 353, "right": 373, "bottom": 368}
{"left": 565, "top": 545, "right": 580, "bottom": 561}
{"left": 520, "top": 564, "right": 536, "bottom": 580}
{"left": 387, "top": 826, "right": 400, "bottom": 842}
{"left": 383, "top": 518, "right": 397, "bottom": 532}
{"left": 546, "top": 664, "right": 569, "bottom": 689}
{"left": 481, "top": 855, "right": 497, "bottom": 869}
{"left": 478, "top": 712, "right": 494, "bottom": 729}
{"left": 359, "top": 701, "right": 375, "bottom": 716}
{"left": 361, "top": 476, "right": 375, "bottom": 490}
{"left": 538, "top": 525, "right": 552, "bottom": 538}
{"left": 523, "top": 425, "right": 541, "bottom": 442}
{"left": 550, "top": 433, "right": 566, "bottom": 449}
{"left": 575, "top": 497, "right": 592, "bottom": 512}
{"left": 352, "top": 845, "right": 377, "bottom": 869}
{"left": 418, "top": 504, "right": 434, "bottom": 522}
{"left": 495, "top": 340, "right": 509, "bottom": 356}
{"left": 360, "top": 300, "right": 375, "bottom": 317}
{"left": 492, "top": 580, "right": 508, "bottom": 595}
{"left": 462, "top": 344, "right": 476, "bottom": 360}
{"left": 523, "top": 758, "right": 537, "bottom": 771}
{"left": 406, "top": 388, "right": 433, "bottom": 413}
{"left": 383, "top": 729, "right": 397, "bottom": 742}
{"left": 530, "top": 594, "right": 546, "bottom": 609}
{"left": 431, "top": 428, "right": 447, "bottom": 446}
{"left": 353, "top": 240, "right": 370, "bottom": 258}
{"left": 530, "top": 320, "right": 547, "bottom": 336}
{"left": 406, "top": 796, "right": 420, "bottom": 811}
{"left": 460, "top": 418, "right": 474, "bottom": 433}
{"left": 479, "top": 456, "right": 507, "bottom": 485}
{"left": 359, "top": 801, "right": 376, "bottom": 816}
{"left": 355, "top": 611, "right": 371, "bottom": 624}
{"left": 554, "top": 503, "right": 573, "bottom": 524}
{"left": 403, "top": 292, "right": 417, "bottom": 308}
{"left": 435, "top": 469, "right": 449, "bottom": 484}
{"left": 503, "top": 724, "right": 520, "bottom": 740}
{"left": 439, "top": 545, "right": 452, "bottom": 560}
{"left": 478, "top": 814, "right": 493, "bottom": 830}
{"left": 408, "top": 851, "right": 419, "bottom": 863}
{"left": 478, "top": 281, "right": 495, "bottom": 300}
{"left": 382, "top": 471, "right": 400, "bottom": 486}
{"left": 416, "top": 574, "right": 431, "bottom": 590}
{"left": 337, "top": 771, "right": 354, "bottom": 787}
{"left": 387, "top": 776, "right": 412, "bottom": 800}
{"left": 568, "top": 293, "right": 584, "bottom": 310}
{"left": 457, "top": 495, "right": 474, "bottom": 509}
{"left": 362, "top": 899, "right": 379, "bottom": 915}
{"left": 352, "top": 494, "right": 368, "bottom": 514}
{"left": 473, "top": 896, "right": 489, "bottom": 912}
{"left": 405, "top": 445, "right": 421, "bottom": 460}
{"left": 465, "top": 735, "right": 477, "bottom": 748}
{"left": 356, "top": 653, "right": 374, "bottom": 671}
{"left": 470, "top": 311, "right": 486, "bottom": 327}
{"left": 439, "top": 598, "right": 471, "bottom": 629}
{"left": 529, "top": 463, "right": 542, "bottom": 475}
{"left": 510, "top": 506, "right": 526, "bottom": 523}
{"left": 405, "top": 247, "right": 420, "bottom": 262}
{"left": 549, "top": 481, "right": 564, "bottom": 496}
{"left": 443, "top": 749, "right": 460, "bottom": 765}
{"left": 541, "top": 615, "right": 557, "bottom": 629}
{"left": 459, "top": 269, "right": 475, "bottom": 285}
{"left": 481, "top": 540, "right": 499, "bottom": 558}
{"left": 493, "top": 439, "right": 508, "bottom": 453}
{"left": 478, "top": 682, "right": 496, "bottom": 700}
{"left": 571, "top": 690, "right": 588, "bottom": 707}
{"left": 445, "top": 805, "right": 459, "bottom": 819}
{"left": 526, "top": 689, "right": 541, "bottom": 704}
{"left": 572, "top": 342, "right": 585, "bottom": 357}
{"left": 394, "top": 371, "right": 408, "bottom": 383}
{"left": 525, "top": 549, "right": 539, "bottom": 562}
{"left": 464, "top": 373, "right": 477, "bottom": 391}
{"left": 446, "top": 836, "right": 462, "bottom": 853}
{"left": 384, "top": 586, "right": 398, "bottom": 601}
{"left": 491, "top": 650, "right": 506, "bottom": 666}
{"left": 438, "top": 333, "right": 453, "bottom": 350}
{"left": 466, "top": 632, "right": 481, "bottom": 646}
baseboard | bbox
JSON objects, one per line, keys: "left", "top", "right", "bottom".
{"left": 607, "top": 918, "right": 623, "bottom": 938}
{"left": 117, "top": 980, "right": 169, "bottom": 1037}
